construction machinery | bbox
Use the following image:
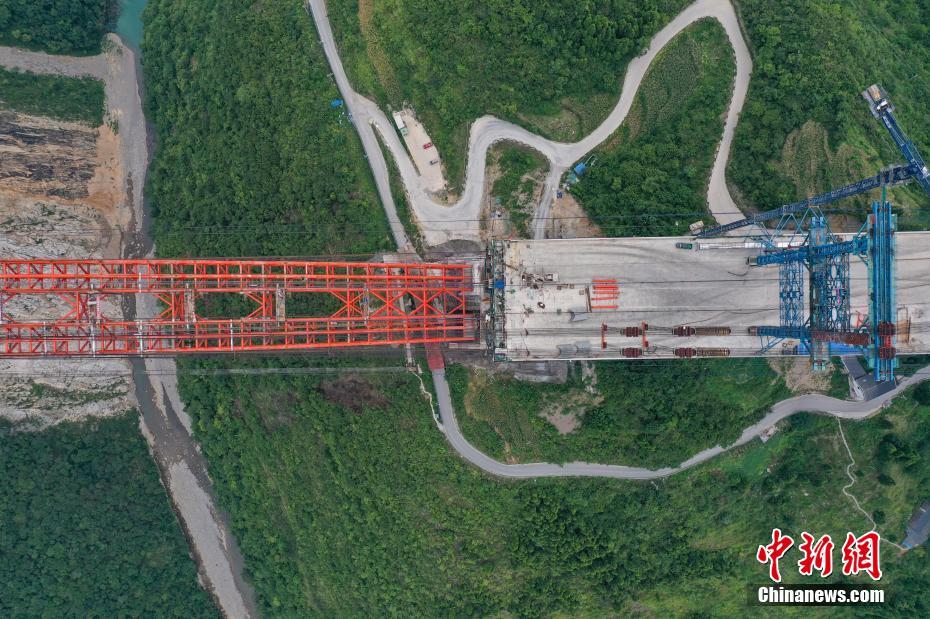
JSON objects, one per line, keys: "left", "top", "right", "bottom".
{"left": 1, "top": 88, "right": 925, "bottom": 387}
{"left": 0, "top": 258, "right": 474, "bottom": 356}
{"left": 699, "top": 85, "right": 930, "bottom": 240}
{"left": 723, "top": 85, "right": 928, "bottom": 382}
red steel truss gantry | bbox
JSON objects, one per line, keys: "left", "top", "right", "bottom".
{"left": 0, "top": 258, "right": 475, "bottom": 356}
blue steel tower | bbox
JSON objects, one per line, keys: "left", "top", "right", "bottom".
{"left": 701, "top": 85, "right": 925, "bottom": 382}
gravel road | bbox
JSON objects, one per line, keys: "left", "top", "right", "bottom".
{"left": 309, "top": 0, "right": 751, "bottom": 245}
{"left": 0, "top": 45, "right": 106, "bottom": 78}
{"left": 433, "top": 366, "right": 930, "bottom": 479}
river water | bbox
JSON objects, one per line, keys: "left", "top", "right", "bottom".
{"left": 115, "top": 0, "right": 148, "bottom": 51}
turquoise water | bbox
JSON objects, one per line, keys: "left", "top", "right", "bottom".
{"left": 115, "top": 0, "right": 149, "bottom": 51}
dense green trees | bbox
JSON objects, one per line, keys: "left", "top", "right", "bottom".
{"left": 0, "top": 0, "right": 115, "bottom": 54}
{"left": 143, "top": 0, "right": 392, "bottom": 259}
{"left": 329, "top": 0, "right": 689, "bottom": 187}
{"left": 0, "top": 412, "right": 216, "bottom": 616}
{"left": 0, "top": 67, "right": 105, "bottom": 125}
{"left": 730, "top": 0, "right": 930, "bottom": 229}
{"left": 139, "top": 1, "right": 930, "bottom": 616}
{"left": 179, "top": 356, "right": 930, "bottom": 616}
{"left": 572, "top": 20, "right": 734, "bottom": 236}
{"left": 915, "top": 381, "right": 930, "bottom": 406}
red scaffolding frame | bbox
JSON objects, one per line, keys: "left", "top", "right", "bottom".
{"left": 0, "top": 259, "right": 475, "bottom": 356}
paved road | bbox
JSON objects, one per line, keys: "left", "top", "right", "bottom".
{"left": 433, "top": 366, "right": 930, "bottom": 479}
{"left": 0, "top": 41, "right": 257, "bottom": 618}
{"left": 308, "top": 0, "right": 751, "bottom": 245}
{"left": 306, "top": 0, "right": 412, "bottom": 252}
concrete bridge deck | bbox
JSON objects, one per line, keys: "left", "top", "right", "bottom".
{"left": 496, "top": 234, "right": 930, "bottom": 361}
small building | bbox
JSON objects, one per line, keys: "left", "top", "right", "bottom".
{"left": 902, "top": 501, "right": 930, "bottom": 550}
{"left": 392, "top": 111, "right": 409, "bottom": 135}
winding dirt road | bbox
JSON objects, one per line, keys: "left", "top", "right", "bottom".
{"left": 309, "top": 0, "right": 929, "bottom": 479}
{"left": 309, "top": 0, "right": 751, "bottom": 245}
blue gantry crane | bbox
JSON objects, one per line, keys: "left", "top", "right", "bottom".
{"left": 703, "top": 85, "right": 930, "bottom": 382}
{"left": 749, "top": 199, "right": 896, "bottom": 380}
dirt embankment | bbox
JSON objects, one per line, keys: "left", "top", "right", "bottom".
{"left": 768, "top": 356, "right": 836, "bottom": 395}
{"left": 0, "top": 110, "right": 132, "bottom": 428}
{"left": 481, "top": 144, "right": 549, "bottom": 240}
{"left": 544, "top": 192, "right": 602, "bottom": 239}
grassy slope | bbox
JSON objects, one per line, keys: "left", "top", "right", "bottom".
{"left": 449, "top": 359, "right": 789, "bottom": 468}
{"left": 0, "top": 412, "right": 217, "bottom": 617}
{"left": 0, "top": 67, "right": 105, "bottom": 125}
{"left": 730, "top": 0, "right": 930, "bottom": 230}
{"left": 327, "top": 0, "right": 689, "bottom": 190}
{"left": 571, "top": 19, "right": 735, "bottom": 236}
{"left": 489, "top": 144, "right": 547, "bottom": 238}
{"left": 182, "top": 355, "right": 930, "bottom": 616}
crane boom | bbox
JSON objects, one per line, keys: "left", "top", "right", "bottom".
{"left": 699, "top": 84, "right": 930, "bottom": 238}
{"left": 697, "top": 165, "right": 913, "bottom": 237}
{"left": 863, "top": 83, "right": 930, "bottom": 194}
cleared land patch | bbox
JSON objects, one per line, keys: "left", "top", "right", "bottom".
{"left": 484, "top": 143, "right": 547, "bottom": 239}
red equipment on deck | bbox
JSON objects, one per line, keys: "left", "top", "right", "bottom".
{"left": 0, "top": 258, "right": 475, "bottom": 356}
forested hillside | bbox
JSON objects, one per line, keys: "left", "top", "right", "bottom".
{"left": 329, "top": 0, "right": 930, "bottom": 226}
{"left": 180, "top": 355, "right": 930, "bottom": 616}
{"left": 0, "top": 0, "right": 115, "bottom": 54}
{"left": 730, "top": 0, "right": 930, "bottom": 228}
{"left": 329, "top": 0, "right": 689, "bottom": 187}
{"left": 0, "top": 413, "right": 216, "bottom": 617}
{"left": 572, "top": 19, "right": 734, "bottom": 236}
{"left": 0, "top": 67, "right": 105, "bottom": 125}
{"left": 143, "top": 0, "right": 392, "bottom": 258}
{"left": 139, "top": 1, "right": 930, "bottom": 616}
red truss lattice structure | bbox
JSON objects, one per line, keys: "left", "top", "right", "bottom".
{"left": 0, "top": 259, "right": 475, "bottom": 356}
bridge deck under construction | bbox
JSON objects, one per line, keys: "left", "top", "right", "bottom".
{"left": 493, "top": 235, "right": 930, "bottom": 361}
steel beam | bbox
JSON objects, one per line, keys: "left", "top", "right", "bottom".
{"left": 868, "top": 200, "right": 897, "bottom": 381}
{"left": 0, "top": 258, "right": 475, "bottom": 356}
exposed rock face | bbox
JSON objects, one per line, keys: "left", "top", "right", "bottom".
{"left": 0, "top": 111, "right": 97, "bottom": 200}
{"left": 0, "top": 111, "right": 132, "bottom": 428}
